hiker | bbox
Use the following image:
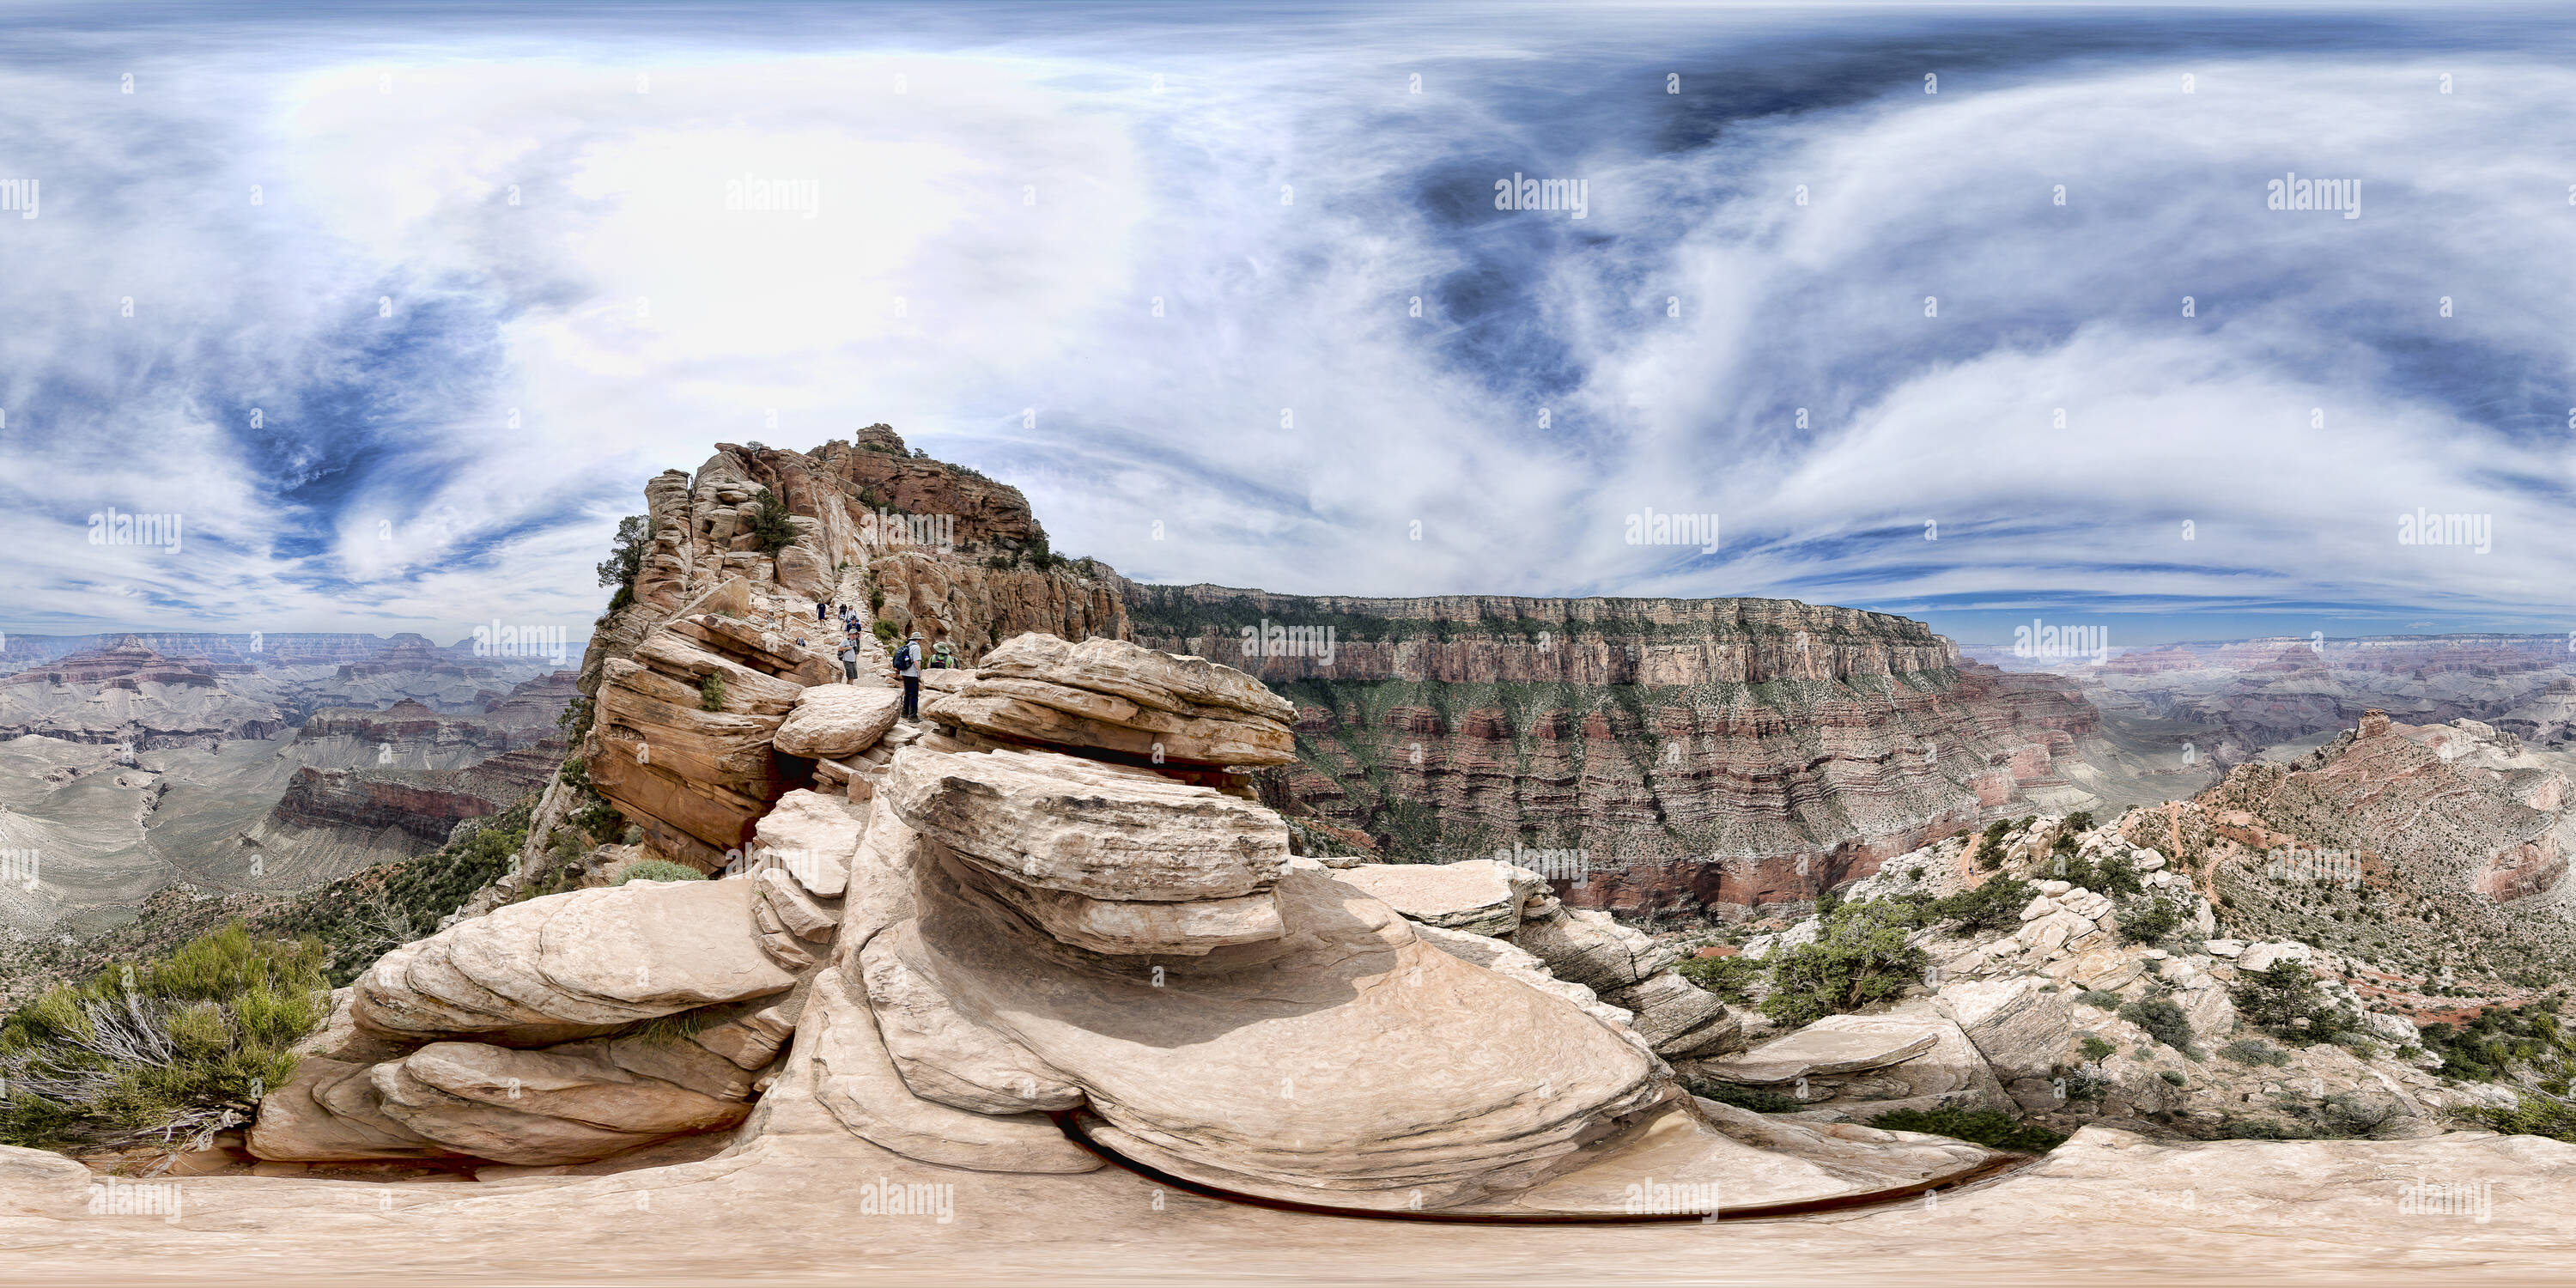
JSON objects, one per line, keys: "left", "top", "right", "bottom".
{"left": 895, "top": 632, "right": 923, "bottom": 719}
{"left": 816, "top": 601, "right": 829, "bottom": 623}
{"left": 837, "top": 638, "right": 859, "bottom": 683}
{"left": 931, "top": 639, "right": 957, "bottom": 670}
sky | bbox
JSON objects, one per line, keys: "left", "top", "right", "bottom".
{"left": 0, "top": 1, "right": 2571, "bottom": 649}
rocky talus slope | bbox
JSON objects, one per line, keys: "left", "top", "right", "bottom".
{"left": 244, "top": 626, "right": 2005, "bottom": 1215}
{"left": 2153, "top": 712, "right": 2576, "bottom": 1003}
{"left": 1126, "top": 584, "right": 2099, "bottom": 918}
{"left": 1706, "top": 816, "right": 2508, "bottom": 1145}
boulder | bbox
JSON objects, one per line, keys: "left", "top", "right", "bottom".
{"left": 1511, "top": 908, "right": 1680, "bottom": 993}
{"left": 352, "top": 881, "right": 797, "bottom": 1042}
{"left": 886, "top": 746, "right": 1288, "bottom": 903}
{"left": 1935, "top": 977, "right": 2072, "bottom": 1082}
{"left": 0, "top": 1145, "right": 110, "bottom": 1216}
{"left": 773, "top": 684, "right": 904, "bottom": 759}
{"left": 750, "top": 789, "right": 866, "bottom": 897}
{"left": 1599, "top": 972, "right": 1743, "bottom": 1059}
{"left": 799, "top": 967, "right": 1102, "bottom": 1174}
{"left": 1329, "top": 860, "right": 1541, "bottom": 937}
{"left": 1695, "top": 1017, "right": 1941, "bottom": 1086}
{"left": 925, "top": 634, "right": 1297, "bottom": 766}
{"left": 859, "top": 924, "right": 1085, "bottom": 1115}
{"left": 936, "top": 847, "right": 1285, "bottom": 956}
{"left": 2238, "top": 941, "right": 2313, "bottom": 973}
{"left": 368, "top": 1041, "right": 752, "bottom": 1166}
{"left": 1408, "top": 921, "right": 1642, "bottom": 1041}
{"left": 248, "top": 1055, "right": 455, "bottom": 1163}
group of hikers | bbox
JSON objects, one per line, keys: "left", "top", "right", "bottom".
{"left": 816, "top": 599, "right": 955, "bottom": 719}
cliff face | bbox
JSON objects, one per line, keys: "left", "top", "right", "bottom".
{"left": 266, "top": 766, "right": 509, "bottom": 844}
{"left": 1124, "top": 584, "right": 2098, "bottom": 917}
{"left": 613, "top": 433, "right": 1124, "bottom": 674}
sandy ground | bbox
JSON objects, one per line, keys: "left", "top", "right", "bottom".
{"left": 7, "top": 1122, "right": 2573, "bottom": 1288}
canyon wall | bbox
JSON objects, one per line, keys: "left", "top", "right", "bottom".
{"left": 1124, "top": 583, "right": 2098, "bottom": 917}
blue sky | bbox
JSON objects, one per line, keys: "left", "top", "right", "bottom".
{"left": 0, "top": 2, "right": 2570, "bottom": 648}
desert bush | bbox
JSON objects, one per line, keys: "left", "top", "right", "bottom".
{"left": 1682, "top": 1079, "right": 1801, "bottom": 1114}
{"left": 2120, "top": 996, "right": 2196, "bottom": 1055}
{"left": 698, "top": 671, "right": 727, "bottom": 712}
{"left": 2231, "top": 959, "right": 2355, "bottom": 1042}
{"left": 2117, "top": 896, "right": 2184, "bottom": 946}
{"left": 2076, "top": 989, "right": 2123, "bottom": 1009}
{"left": 746, "top": 487, "right": 799, "bottom": 554}
{"left": 1674, "top": 954, "right": 1760, "bottom": 1003}
{"left": 2220, "top": 1037, "right": 2293, "bottom": 1066}
{"left": 0, "top": 924, "right": 327, "bottom": 1156}
{"left": 1928, "top": 877, "right": 2032, "bottom": 934}
{"left": 1760, "top": 898, "right": 1929, "bottom": 1029}
{"left": 2078, "top": 1033, "right": 2117, "bottom": 1062}
{"left": 1868, "top": 1107, "right": 2066, "bottom": 1154}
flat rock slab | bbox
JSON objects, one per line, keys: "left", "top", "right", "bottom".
{"left": 1444, "top": 1097, "right": 1995, "bottom": 1218}
{"left": 908, "top": 855, "right": 1662, "bottom": 1210}
{"left": 1329, "top": 860, "right": 1534, "bottom": 937}
{"left": 1697, "top": 1015, "right": 1941, "bottom": 1085}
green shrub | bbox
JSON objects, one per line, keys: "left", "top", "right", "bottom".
{"left": 698, "top": 671, "right": 727, "bottom": 712}
{"left": 0, "top": 924, "right": 328, "bottom": 1155}
{"left": 1928, "top": 877, "right": 2033, "bottom": 934}
{"left": 2119, "top": 996, "right": 2196, "bottom": 1054}
{"left": 596, "top": 513, "right": 647, "bottom": 614}
{"left": 2221, "top": 1037, "right": 2292, "bottom": 1066}
{"left": 2118, "top": 896, "right": 2184, "bottom": 946}
{"left": 1971, "top": 820, "right": 2010, "bottom": 870}
{"left": 1760, "top": 898, "right": 1929, "bottom": 1030}
{"left": 872, "top": 619, "right": 897, "bottom": 647}
{"left": 1674, "top": 954, "right": 1760, "bottom": 1003}
{"left": 614, "top": 860, "right": 708, "bottom": 885}
{"left": 1868, "top": 1108, "right": 2067, "bottom": 1154}
{"left": 746, "top": 487, "right": 799, "bottom": 554}
{"left": 2416, "top": 1005, "right": 2576, "bottom": 1084}
{"left": 2076, "top": 989, "right": 2123, "bottom": 1009}
{"left": 1684, "top": 1079, "right": 1801, "bottom": 1114}
{"left": 2078, "top": 1033, "right": 2117, "bottom": 1062}
{"left": 2231, "top": 959, "right": 2355, "bottom": 1042}
{"left": 2160, "top": 1070, "right": 2188, "bottom": 1087}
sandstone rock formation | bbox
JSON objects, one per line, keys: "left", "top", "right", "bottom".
{"left": 926, "top": 634, "right": 1297, "bottom": 767}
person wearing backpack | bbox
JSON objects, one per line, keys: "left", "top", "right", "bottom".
{"left": 894, "top": 632, "right": 923, "bottom": 719}
{"left": 837, "top": 639, "right": 860, "bottom": 683}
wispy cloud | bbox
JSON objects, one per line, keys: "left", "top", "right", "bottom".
{"left": 0, "top": 6, "right": 2568, "bottom": 647}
